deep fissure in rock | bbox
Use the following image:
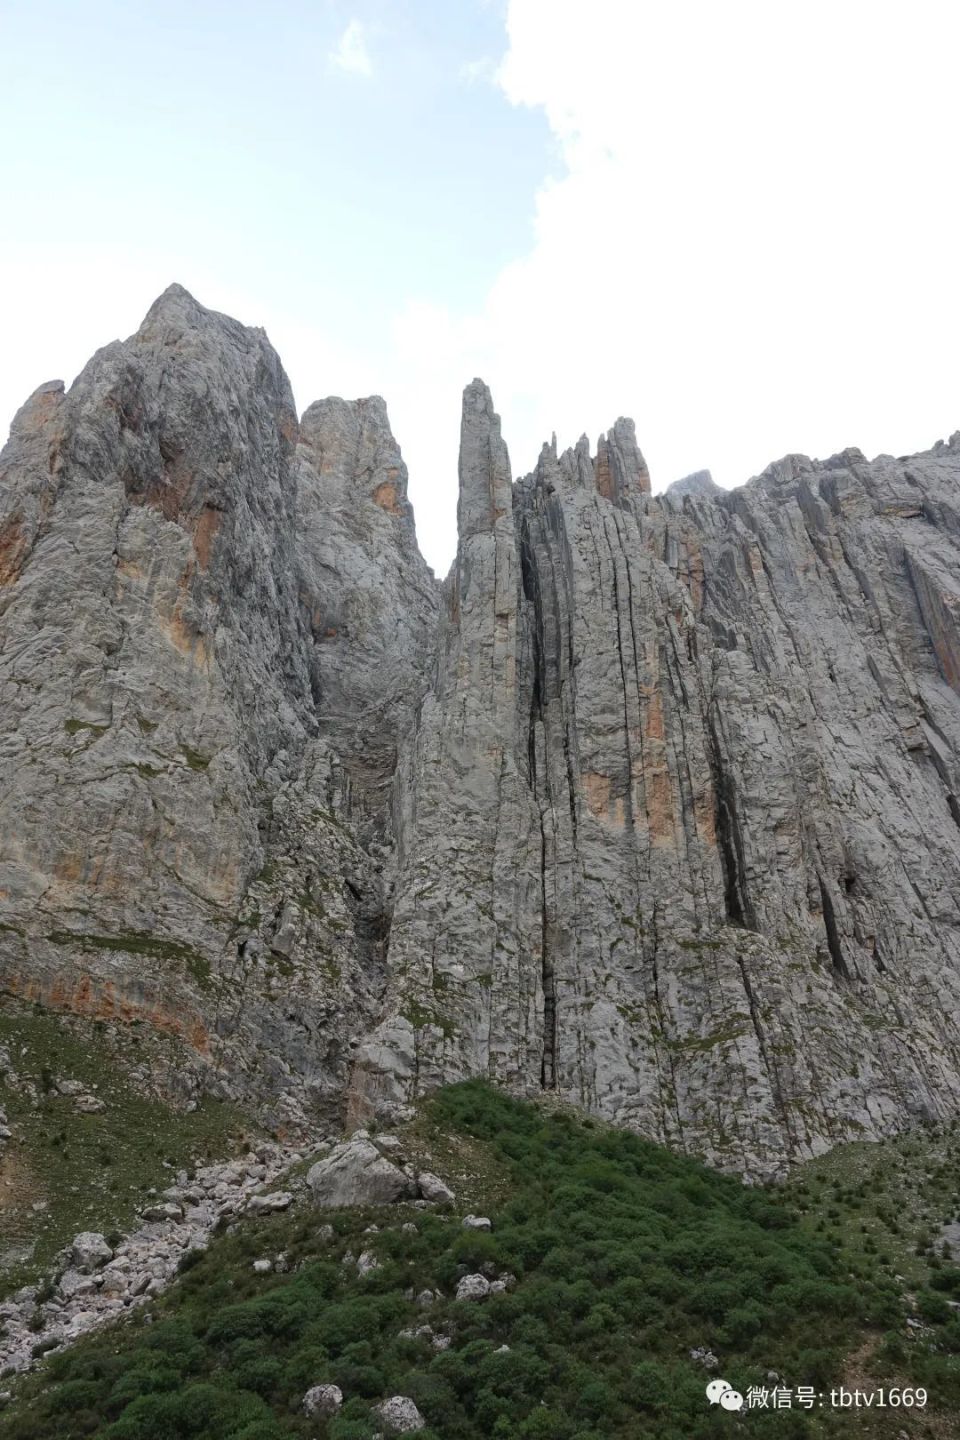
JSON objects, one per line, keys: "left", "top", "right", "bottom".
{"left": 519, "top": 513, "right": 558, "bottom": 1088}
{"left": 817, "top": 874, "right": 851, "bottom": 980}
{"left": 706, "top": 712, "right": 755, "bottom": 929}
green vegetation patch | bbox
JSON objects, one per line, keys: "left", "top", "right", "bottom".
{"left": 4, "top": 1083, "right": 948, "bottom": 1439}
{"left": 671, "top": 1022, "right": 751, "bottom": 1053}
{"left": 0, "top": 1004, "right": 251, "bottom": 1294}
{"left": 785, "top": 1123, "right": 960, "bottom": 1418}
{"left": 401, "top": 1001, "right": 457, "bottom": 1041}
{"left": 45, "top": 930, "right": 212, "bottom": 990}
{"left": 63, "top": 719, "right": 108, "bottom": 738}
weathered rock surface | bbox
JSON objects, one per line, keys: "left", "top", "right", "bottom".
{"left": 349, "top": 384, "right": 960, "bottom": 1178}
{"left": 416, "top": 1171, "right": 455, "bottom": 1205}
{"left": 665, "top": 468, "right": 721, "bottom": 503}
{"left": 397, "top": 1321, "right": 452, "bottom": 1351}
{"left": 455, "top": 1273, "right": 491, "bottom": 1302}
{"left": 246, "top": 1190, "right": 293, "bottom": 1214}
{"left": 372, "top": 1395, "right": 426, "bottom": 1433}
{"left": 0, "top": 285, "right": 437, "bottom": 1131}
{"left": 302, "top": 1383, "right": 343, "bottom": 1417}
{"left": 69, "top": 1233, "right": 113, "bottom": 1272}
{"left": 5, "top": 286, "right": 960, "bottom": 1180}
{"left": 461, "top": 1215, "right": 492, "bottom": 1232}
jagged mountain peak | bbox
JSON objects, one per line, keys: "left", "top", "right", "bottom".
{"left": 3, "top": 292, "right": 960, "bottom": 1183}
{"left": 135, "top": 281, "right": 275, "bottom": 356}
{"left": 143, "top": 279, "right": 206, "bottom": 317}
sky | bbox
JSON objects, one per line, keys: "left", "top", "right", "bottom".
{"left": 1, "top": 0, "right": 958, "bottom": 574}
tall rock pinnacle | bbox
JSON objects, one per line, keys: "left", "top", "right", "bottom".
{"left": 348, "top": 380, "right": 541, "bottom": 1122}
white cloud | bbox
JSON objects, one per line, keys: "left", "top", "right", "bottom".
{"left": 4, "top": 3, "right": 960, "bottom": 580}
{"left": 385, "top": 0, "right": 960, "bottom": 568}
{"left": 330, "top": 19, "right": 372, "bottom": 78}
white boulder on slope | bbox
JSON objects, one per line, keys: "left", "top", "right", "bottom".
{"left": 307, "top": 1137, "right": 418, "bottom": 1208}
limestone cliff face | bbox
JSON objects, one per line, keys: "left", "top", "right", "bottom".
{"left": 0, "top": 287, "right": 437, "bottom": 1130}
{"left": 351, "top": 391, "right": 960, "bottom": 1177}
{"left": 3, "top": 288, "right": 960, "bottom": 1174}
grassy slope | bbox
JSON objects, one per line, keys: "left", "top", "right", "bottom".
{"left": 787, "top": 1128, "right": 960, "bottom": 1288}
{"left": 3, "top": 1083, "right": 959, "bottom": 1439}
{"left": 784, "top": 1125, "right": 960, "bottom": 1430}
{"left": 0, "top": 1004, "right": 252, "bottom": 1293}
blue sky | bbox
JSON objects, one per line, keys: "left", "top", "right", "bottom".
{"left": 0, "top": 2, "right": 548, "bottom": 370}
{"left": 2, "top": 2, "right": 959, "bottom": 572}
{"left": 1, "top": 1, "right": 547, "bottom": 300}
{"left": 0, "top": 0, "right": 552, "bottom": 568}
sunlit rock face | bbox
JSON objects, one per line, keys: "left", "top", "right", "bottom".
{"left": 4, "top": 287, "right": 960, "bottom": 1175}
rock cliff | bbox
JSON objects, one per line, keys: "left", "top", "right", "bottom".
{"left": 3, "top": 286, "right": 960, "bottom": 1176}
{"left": 0, "top": 286, "right": 436, "bottom": 1134}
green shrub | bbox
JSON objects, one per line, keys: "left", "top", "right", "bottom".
{"left": 3, "top": 1081, "right": 949, "bottom": 1440}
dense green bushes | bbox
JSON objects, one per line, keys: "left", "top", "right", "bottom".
{"left": 0, "top": 1083, "right": 944, "bottom": 1438}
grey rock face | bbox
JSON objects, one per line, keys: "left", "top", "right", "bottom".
{"left": 6, "top": 286, "right": 960, "bottom": 1181}
{"left": 295, "top": 395, "right": 437, "bottom": 837}
{"left": 350, "top": 383, "right": 960, "bottom": 1178}
{"left": 306, "top": 1137, "right": 417, "bottom": 1208}
{"left": 0, "top": 285, "right": 437, "bottom": 1129}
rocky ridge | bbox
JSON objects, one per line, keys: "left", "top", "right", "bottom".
{"left": 3, "top": 286, "right": 960, "bottom": 1180}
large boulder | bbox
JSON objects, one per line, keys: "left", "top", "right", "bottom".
{"left": 303, "top": 1383, "right": 343, "bottom": 1417}
{"left": 455, "top": 1273, "right": 491, "bottom": 1302}
{"left": 142, "top": 1203, "right": 183, "bottom": 1222}
{"left": 70, "top": 1232, "right": 113, "bottom": 1272}
{"left": 57, "top": 1269, "right": 97, "bottom": 1299}
{"left": 372, "top": 1395, "right": 426, "bottom": 1433}
{"left": 357, "top": 1248, "right": 380, "bottom": 1275}
{"left": 246, "top": 1190, "right": 293, "bottom": 1215}
{"left": 417, "top": 1171, "right": 455, "bottom": 1204}
{"left": 307, "top": 1137, "right": 417, "bottom": 1209}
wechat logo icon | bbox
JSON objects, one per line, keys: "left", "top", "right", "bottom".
{"left": 706, "top": 1379, "right": 744, "bottom": 1411}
